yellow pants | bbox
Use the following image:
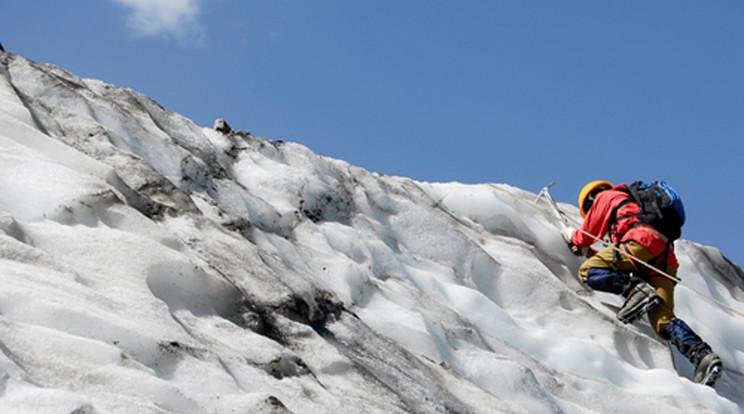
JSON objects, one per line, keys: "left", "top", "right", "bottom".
{"left": 579, "top": 241, "right": 677, "bottom": 340}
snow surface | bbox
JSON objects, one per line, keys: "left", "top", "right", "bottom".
{"left": 0, "top": 51, "right": 743, "bottom": 413}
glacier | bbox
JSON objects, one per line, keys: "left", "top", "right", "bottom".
{"left": 0, "top": 51, "right": 743, "bottom": 413}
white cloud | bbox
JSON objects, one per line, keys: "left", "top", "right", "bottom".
{"left": 112, "top": 0, "right": 205, "bottom": 43}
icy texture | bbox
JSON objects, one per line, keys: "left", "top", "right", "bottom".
{"left": 0, "top": 52, "right": 742, "bottom": 413}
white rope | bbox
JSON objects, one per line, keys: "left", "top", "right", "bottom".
{"left": 487, "top": 183, "right": 744, "bottom": 319}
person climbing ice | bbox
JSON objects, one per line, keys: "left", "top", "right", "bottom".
{"left": 561, "top": 180, "right": 723, "bottom": 387}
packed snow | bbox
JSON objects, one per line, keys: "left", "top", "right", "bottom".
{"left": 0, "top": 51, "right": 743, "bottom": 413}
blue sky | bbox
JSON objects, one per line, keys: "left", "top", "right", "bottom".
{"left": 3, "top": 1, "right": 743, "bottom": 266}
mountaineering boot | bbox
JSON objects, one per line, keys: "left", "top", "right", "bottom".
{"left": 695, "top": 347, "right": 723, "bottom": 387}
{"left": 616, "top": 281, "right": 660, "bottom": 323}
{"left": 666, "top": 318, "right": 724, "bottom": 387}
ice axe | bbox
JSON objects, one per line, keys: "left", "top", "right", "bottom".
{"left": 535, "top": 182, "right": 571, "bottom": 228}
{"left": 537, "top": 182, "right": 598, "bottom": 257}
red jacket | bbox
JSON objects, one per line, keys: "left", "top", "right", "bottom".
{"left": 572, "top": 187, "right": 679, "bottom": 269}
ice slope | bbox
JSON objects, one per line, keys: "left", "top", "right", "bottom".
{"left": 0, "top": 51, "right": 742, "bottom": 413}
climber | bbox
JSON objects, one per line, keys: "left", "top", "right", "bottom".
{"left": 561, "top": 180, "right": 723, "bottom": 387}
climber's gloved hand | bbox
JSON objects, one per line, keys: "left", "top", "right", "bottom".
{"left": 561, "top": 227, "right": 588, "bottom": 257}
{"left": 561, "top": 227, "right": 575, "bottom": 244}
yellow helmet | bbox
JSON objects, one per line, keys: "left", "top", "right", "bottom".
{"left": 579, "top": 181, "right": 614, "bottom": 218}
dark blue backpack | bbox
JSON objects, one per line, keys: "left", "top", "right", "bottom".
{"left": 618, "top": 180, "right": 685, "bottom": 241}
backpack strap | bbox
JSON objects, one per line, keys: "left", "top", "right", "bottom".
{"left": 637, "top": 225, "right": 669, "bottom": 244}
{"left": 608, "top": 198, "right": 634, "bottom": 272}
{"left": 608, "top": 199, "right": 634, "bottom": 240}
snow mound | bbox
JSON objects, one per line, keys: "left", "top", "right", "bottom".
{"left": 0, "top": 51, "right": 742, "bottom": 413}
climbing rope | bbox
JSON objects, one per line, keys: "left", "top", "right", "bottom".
{"left": 487, "top": 182, "right": 744, "bottom": 319}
